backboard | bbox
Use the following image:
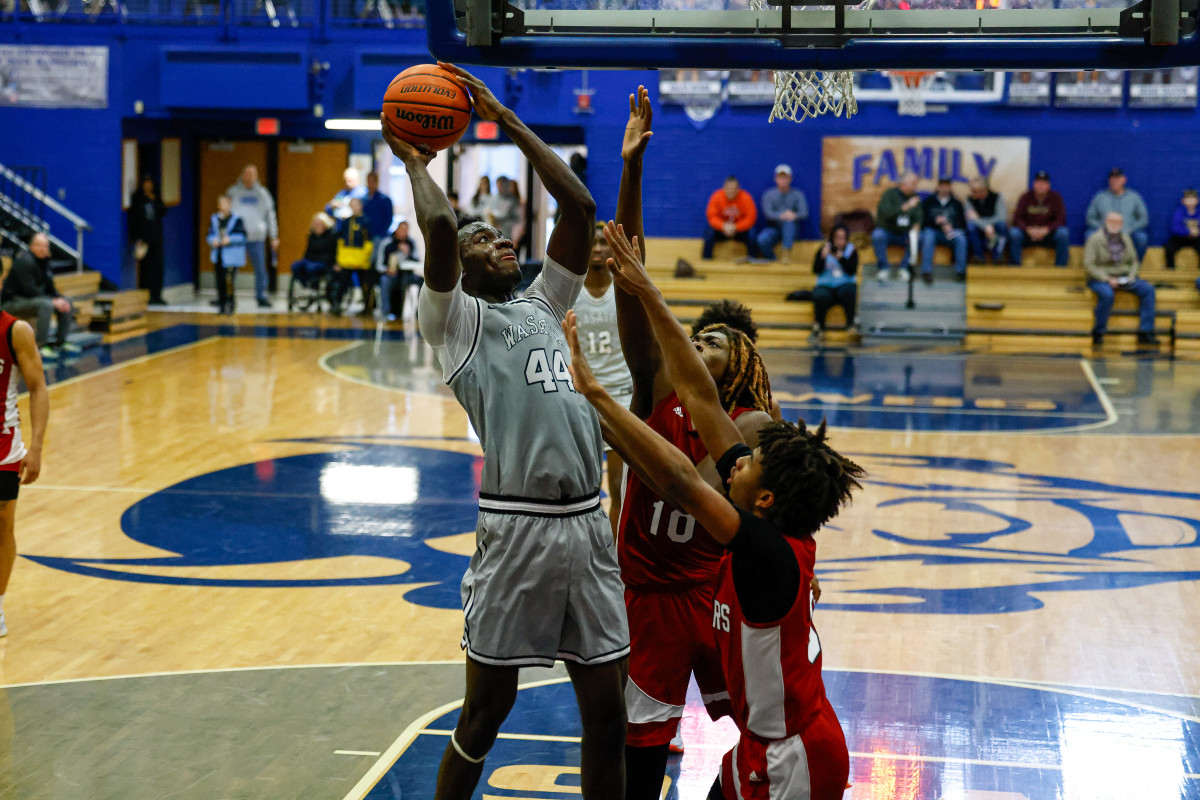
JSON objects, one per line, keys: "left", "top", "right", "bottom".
{"left": 426, "top": 0, "right": 1200, "bottom": 71}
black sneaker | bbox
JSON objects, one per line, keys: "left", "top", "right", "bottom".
{"left": 1092, "top": 330, "right": 1104, "bottom": 346}
{"left": 257, "top": 299, "right": 272, "bottom": 309}
{"left": 922, "top": 272, "right": 934, "bottom": 285}
{"left": 1137, "top": 332, "right": 1160, "bottom": 346}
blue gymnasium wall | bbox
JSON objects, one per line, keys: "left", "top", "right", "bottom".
{"left": 1, "top": 19, "right": 1197, "bottom": 288}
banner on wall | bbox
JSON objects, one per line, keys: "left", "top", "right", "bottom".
{"left": 1128, "top": 68, "right": 1199, "bottom": 108}
{"left": 1055, "top": 70, "right": 1124, "bottom": 108}
{"left": 821, "top": 137, "right": 1031, "bottom": 232}
{"left": 726, "top": 70, "right": 776, "bottom": 106}
{"left": 658, "top": 70, "right": 727, "bottom": 126}
{"left": 1007, "top": 71, "right": 1052, "bottom": 107}
{"left": 0, "top": 45, "right": 108, "bottom": 108}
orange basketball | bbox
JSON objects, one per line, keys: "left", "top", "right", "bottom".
{"left": 382, "top": 64, "right": 472, "bottom": 152}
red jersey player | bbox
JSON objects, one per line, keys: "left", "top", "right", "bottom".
{"left": 0, "top": 302, "right": 50, "bottom": 637}
{"left": 567, "top": 221, "right": 864, "bottom": 800}
{"left": 613, "top": 87, "right": 776, "bottom": 798}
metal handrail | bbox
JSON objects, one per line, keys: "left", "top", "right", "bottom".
{"left": 0, "top": 161, "right": 91, "bottom": 270}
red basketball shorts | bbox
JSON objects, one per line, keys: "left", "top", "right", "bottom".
{"left": 624, "top": 582, "right": 731, "bottom": 747}
{"left": 718, "top": 702, "right": 849, "bottom": 800}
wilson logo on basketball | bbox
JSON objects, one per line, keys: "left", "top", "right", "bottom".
{"left": 393, "top": 107, "right": 457, "bottom": 131}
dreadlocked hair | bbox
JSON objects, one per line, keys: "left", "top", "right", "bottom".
{"left": 692, "top": 300, "right": 758, "bottom": 343}
{"left": 696, "top": 323, "right": 773, "bottom": 414}
{"left": 756, "top": 419, "right": 866, "bottom": 538}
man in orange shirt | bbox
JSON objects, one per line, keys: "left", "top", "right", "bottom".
{"left": 702, "top": 176, "right": 760, "bottom": 260}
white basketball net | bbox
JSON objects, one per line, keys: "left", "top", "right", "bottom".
{"left": 749, "top": 0, "right": 858, "bottom": 123}
{"left": 768, "top": 69, "right": 858, "bottom": 123}
{"left": 886, "top": 70, "right": 937, "bottom": 116}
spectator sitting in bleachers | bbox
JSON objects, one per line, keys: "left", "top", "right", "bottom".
{"left": 1, "top": 233, "right": 77, "bottom": 360}
{"left": 1011, "top": 169, "right": 1069, "bottom": 266}
{"left": 290, "top": 212, "right": 338, "bottom": 289}
{"left": 330, "top": 198, "right": 374, "bottom": 316}
{"left": 1085, "top": 167, "right": 1149, "bottom": 261}
{"left": 702, "top": 175, "right": 760, "bottom": 260}
{"left": 1165, "top": 188, "right": 1200, "bottom": 275}
{"left": 871, "top": 172, "right": 922, "bottom": 282}
{"left": 1085, "top": 211, "right": 1158, "bottom": 346}
{"left": 756, "top": 163, "right": 808, "bottom": 262}
{"left": 965, "top": 176, "right": 1008, "bottom": 264}
{"left": 380, "top": 218, "right": 421, "bottom": 322}
{"left": 919, "top": 178, "right": 968, "bottom": 283}
{"left": 811, "top": 224, "right": 859, "bottom": 340}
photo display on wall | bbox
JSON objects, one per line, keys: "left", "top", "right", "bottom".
{"left": 1128, "top": 68, "right": 1199, "bottom": 108}
{"left": 658, "top": 70, "right": 728, "bottom": 124}
{"left": 1054, "top": 70, "right": 1125, "bottom": 108}
{"left": 1007, "top": 71, "right": 1052, "bottom": 107}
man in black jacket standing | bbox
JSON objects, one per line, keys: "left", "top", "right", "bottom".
{"left": 2, "top": 233, "right": 76, "bottom": 359}
{"left": 129, "top": 176, "right": 167, "bottom": 305}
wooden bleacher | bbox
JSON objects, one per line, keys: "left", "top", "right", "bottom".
{"left": 1, "top": 254, "right": 105, "bottom": 332}
{"left": 640, "top": 236, "right": 1200, "bottom": 354}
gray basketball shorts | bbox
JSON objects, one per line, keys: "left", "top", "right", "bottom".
{"left": 460, "top": 494, "right": 630, "bottom": 668}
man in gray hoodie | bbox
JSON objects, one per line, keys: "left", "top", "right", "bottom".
{"left": 225, "top": 165, "right": 279, "bottom": 309}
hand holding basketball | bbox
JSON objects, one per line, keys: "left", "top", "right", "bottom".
{"left": 436, "top": 62, "right": 507, "bottom": 122}
{"left": 379, "top": 112, "right": 435, "bottom": 166}
{"left": 622, "top": 84, "right": 653, "bottom": 162}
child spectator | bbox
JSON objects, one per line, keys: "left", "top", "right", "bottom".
{"left": 1165, "top": 188, "right": 1200, "bottom": 274}
{"left": 811, "top": 224, "right": 859, "bottom": 340}
{"left": 206, "top": 194, "right": 247, "bottom": 315}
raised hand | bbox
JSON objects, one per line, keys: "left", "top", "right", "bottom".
{"left": 562, "top": 310, "right": 602, "bottom": 399}
{"left": 621, "top": 84, "right": 653, "bottom": 162}
{"left": 437, "top": 62, "right": 508, "bottom": 122}
{"left": 602, "top": 221, "right": 654, "bottom": 298}
{"left": 380, "top": 114, "right": 434, "bottom": 167}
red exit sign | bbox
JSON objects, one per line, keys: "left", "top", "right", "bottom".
{"left": 474, "top": 121, "right": 499, "bottom": 140}
{"left": 256, "top": 117, "right": 280, "bottom": 136}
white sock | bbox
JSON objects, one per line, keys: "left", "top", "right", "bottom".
{"left": 0, "top": 594, "right": 6, "bottom": 614}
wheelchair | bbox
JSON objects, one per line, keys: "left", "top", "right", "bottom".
{"left": 286, "top": 267, "right": 331, "bottom": 313}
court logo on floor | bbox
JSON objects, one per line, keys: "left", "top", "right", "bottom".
{"left": 25, "top": 438, "right": 483, "bottom": 609}
{"left": 821, "top": 453, "right": 1200, "bottom": 614}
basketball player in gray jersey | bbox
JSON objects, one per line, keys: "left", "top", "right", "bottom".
{"left": 573, "top": 223, "right": 634, "bottom": 532}
{"left": 380, "top": 62, "right": 628, "bottom": 800}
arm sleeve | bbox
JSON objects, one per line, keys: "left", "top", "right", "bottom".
{"left": 1130, "top": 194, "right": 1149, "bottom": 232}
{"left": 265, "top": 189, "right": 279, "bottom": 239}
{"left": 876, "top": 189, "right": 897, "bottom": 227}
{"left": 1013, "top": 194, "right": 1029, "bottom": 230}
{"left": 992, "top": 194, "right": 1008, "bottom": 227}
{"left": 206, "top": 215, "right": 219, "bottom": 248}
{"left": 1051, "top": 194, "right": 1066, "bottom": 229}
{"left": 1086, "top": 194, "right": 1102, "bottom": 230}
{"left": 706, "top": 192, "right": 724, "bottom": 230}
{"left": 229, "top": 218, "right": 247, "bottom": 245}
{"left": 727, "top": 508, "right": 802, "bottom": 625}
{"left": 844, "top": 246, "right": 859, "bottom": 276}
{"left": 811, "top": 247, "right": 825, "bottom": 275}
{"left": 735, "top": 193, "right": 757, "bottom": 232}
{"left": 1083, "top": 236, "right": 1105, "bottom": 282}
{"left": 417, "top": 283, "right": 483, "bottom": 383}
{"left": 762, "top": 190, "right": 782, "bottom": 222}
{"left": 524, "top": 254, "right": 584, "bottom": 322}
{"left": 796, "top": 190, "right": 809, "bottom": 221}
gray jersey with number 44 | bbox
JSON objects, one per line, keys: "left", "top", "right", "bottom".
{"left": 419, "top": 258, "right": 603, "bottom": 501}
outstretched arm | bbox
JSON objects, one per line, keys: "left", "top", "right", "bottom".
{"left": 565, "top": 311, "right": 740, "bottom": 545}
{"left": 12, "top": 321, "right": 47, "bottom": 485}
{"left": 613, "top": 86, "right": 668, "bottom": 417}
{"left": 380, "top": 116, "right": 458, "bottom": 292}
{"left": 603, "top": 221, "right": 744, "bottom": 463}
{"left": 439, "top": 62, "right": 595, "bottom": 275}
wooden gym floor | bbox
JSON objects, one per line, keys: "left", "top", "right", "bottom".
{"left": 2, "top": 311, "right": 1198, "bottom": 800}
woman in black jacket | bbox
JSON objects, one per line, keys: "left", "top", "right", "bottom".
{"left": 129, "top": 176, "right": 167, "bottom": 305}
{"left": 811, "top": 224, "right": 859, "bottom": 338}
